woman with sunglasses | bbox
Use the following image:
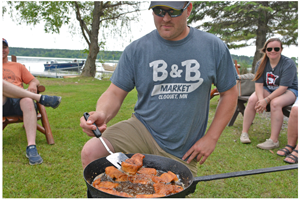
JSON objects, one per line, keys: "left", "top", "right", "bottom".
{"left": 240, "top": 38, "right": 298, "bottom": 150}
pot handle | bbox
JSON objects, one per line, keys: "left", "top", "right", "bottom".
{"left": 194, "top": 164, "right": 297, "bottom": 183}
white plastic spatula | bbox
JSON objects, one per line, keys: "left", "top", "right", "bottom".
{"left": 83, "top": 112, "right": 129, "bottom": 170}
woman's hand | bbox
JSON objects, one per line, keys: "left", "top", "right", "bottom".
{"left": 255, "top": 98, "right": 268, "bottom": 114}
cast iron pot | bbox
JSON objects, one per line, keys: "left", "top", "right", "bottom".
{"left": 83, "top": 154, "right": 298, "bottom": 198}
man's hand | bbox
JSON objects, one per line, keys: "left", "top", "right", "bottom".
{"left": 27, "top": 78, "right": 40, "bottom": 93}
{"left": 182, "top": 134, "right": 217, "bottom": 165}
{"left": 80, "top": 111, "right": 107, "bottom": 137}
{"left": 27, "top": 84, "right": 38, "bottom": 93}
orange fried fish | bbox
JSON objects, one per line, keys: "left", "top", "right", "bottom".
{"left": 105, "top": 166, "right": 128, "bottom": 181}
{"left": 121, "top": 153, "right": 145, "bottom": 175}
{"left": 98, "top": 187, "right": 133, "bottom": 197}
{"left": 137, "top": 167, "right": 157, "bottom": 176}
{"left": 128, "top": 174, "right": 154, "bottom": 185}
{"left": 93, "top": 180, "right": 119, "bottom": 190}
{"left": 153, "top": 183, "right": 183, "bottom": 195}
{"left": 152, "top": 171, "right": 178, "bottom": 183}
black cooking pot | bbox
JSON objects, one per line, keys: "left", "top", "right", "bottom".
{"left": 83, "top": 154, "right": 298, "bottom": 198}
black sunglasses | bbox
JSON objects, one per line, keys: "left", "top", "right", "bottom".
{"left": 152, "top": 2, "right": 190, "bottom": 18}
{"left": 266, "top": 47, "right": 280, "bottom": 52}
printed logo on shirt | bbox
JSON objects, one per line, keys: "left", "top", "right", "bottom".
{"left": 149, "top": 59, "right": 203, "bottom": 99}
{"left": 3, "top": 68, "right": 16, "bottom": 84}
{"left": 266, "top": 72, "right": 279, "bottom": 90}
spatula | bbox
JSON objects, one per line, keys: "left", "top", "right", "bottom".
{"left": 83, "top": 112, "right": 129, "bottom": 170}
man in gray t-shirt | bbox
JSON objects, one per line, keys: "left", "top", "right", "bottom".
{"left": 80, "top": 1, "right": 238, "bottom": 174}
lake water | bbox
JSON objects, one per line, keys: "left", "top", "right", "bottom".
{"left": 8, "top": 55, "right": 117, "bottom": 80}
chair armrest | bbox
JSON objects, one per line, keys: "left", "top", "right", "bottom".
{"left": 37, "top": 85, "right": 45, "bottom": 94}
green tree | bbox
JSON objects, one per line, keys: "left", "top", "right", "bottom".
{"left": 291, "top": 57, "right": 298, "bottom": 66}
{"left": 3, "top": 1, "right": 141, "bottom": 77}
{"left": 189, "top": 1, "right": 298, "bottom": 72}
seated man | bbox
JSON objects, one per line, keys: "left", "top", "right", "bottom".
{"left": 2, "top": 38, "right": 62, "bottom": 165}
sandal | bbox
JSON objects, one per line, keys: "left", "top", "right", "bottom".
{"left": 284, "top": 150, "right": 298, "bottom": 164}
{"left": 277, "top": 145, "right": 295, "bottom": 157}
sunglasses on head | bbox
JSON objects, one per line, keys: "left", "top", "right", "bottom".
{"left": 152, "top": 2, "right": 190, "bottom": 18}
{"left": 266, "top": 47, "right": 280, "bottom": 52}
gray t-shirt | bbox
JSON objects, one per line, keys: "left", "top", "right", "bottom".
{"left": 111, "top": 27, "right": 237, "bottom": 159}
{"left": 255, "top": 55, "right": 298, "bottom": 92}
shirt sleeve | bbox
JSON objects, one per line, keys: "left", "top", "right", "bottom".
{"left": 278, "top": 59, "right": 297, "bottom": 87}
{"left": 20, "top": 64, "right": 35, "bottom": 84}
{"left": 215, "top": 46, "right": 238, "bottom": 93}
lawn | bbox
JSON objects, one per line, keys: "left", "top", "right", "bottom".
{"left": 2, "top": 77, "right": 298, "bottom": 198}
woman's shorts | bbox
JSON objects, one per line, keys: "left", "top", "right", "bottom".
{"left": 263, "top": 86, "right": 298, "bottom": 97}
{"left": 102, "top": 114, "right": 198, "bottom": 176}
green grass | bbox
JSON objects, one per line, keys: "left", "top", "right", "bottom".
{"left": 3, "top": 77, "right": 297, "bottom": 198}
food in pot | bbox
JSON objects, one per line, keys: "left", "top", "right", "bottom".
{"left": 121, "top": 153, "right": 145, "bottom": 175}
{"left": 105, "top": 166, "right": 128, "bottom": 182}
{"left": 92, "top": 153, "right": 184, "bottom": 197}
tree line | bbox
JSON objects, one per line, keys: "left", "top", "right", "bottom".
{"left": 9, "top": 47, "right": 122, "bottom": 61}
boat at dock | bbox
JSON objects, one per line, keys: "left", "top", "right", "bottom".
{"left": 44, "top": 60, "right": 85, "bottom": 71}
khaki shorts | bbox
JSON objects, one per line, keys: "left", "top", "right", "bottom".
{"left": 102, "top": 114, "right": 198, "bottom": 176}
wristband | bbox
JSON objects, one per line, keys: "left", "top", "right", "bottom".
{"left": 264, "top": 98, "right": 268, "bottom": 104}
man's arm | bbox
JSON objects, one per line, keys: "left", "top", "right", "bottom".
{"left": 96, "top": 83, "right": 129, "bottom": 123}
{"left": 182, "top": 84, "right": 238, "bottom": 164}
{"left": 27, "top": 78, "right": 40, "bottom": 94}
{"left": 80, "top": 83, "right": 129, "bottom": 137}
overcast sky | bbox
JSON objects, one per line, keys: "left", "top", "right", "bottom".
{"left": 1, "top": 2, "right": 298, "bottom": 58}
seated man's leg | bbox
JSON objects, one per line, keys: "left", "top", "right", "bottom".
{"left": 81, "top": 137, "right": 113, "bottom": 169}
{"left": 20, "top": 97, "right": 43, "bottom": 165}
{"left": 3, "top": 96, "right": 43, "bottom": 165}
{"left": 20, "top": 98, "right": 38, "bottom": 146}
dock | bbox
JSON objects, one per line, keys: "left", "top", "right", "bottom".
{"left": 31, "top": 70, "right": 114, "bottom": 79}
{"left": 31, "top": 71, "right": 74, "bottom": 78}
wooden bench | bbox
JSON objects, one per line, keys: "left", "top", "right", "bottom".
{"left": 228, "top": 93, "right": 293, "bottom": 127}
